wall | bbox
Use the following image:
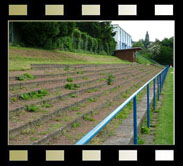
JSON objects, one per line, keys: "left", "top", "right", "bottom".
{"left": 114, "top": 50, "right": 136, "bottom": 62}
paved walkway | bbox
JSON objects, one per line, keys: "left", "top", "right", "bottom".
{"left": 103, "top": 84, "right": 158, "bottom": 145}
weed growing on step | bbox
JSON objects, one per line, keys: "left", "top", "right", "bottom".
{"left": 87, "top": 88, "right": 99, "bottom": 93}
{"left": 41, "top": 101, "right": 53, "bottom": 108}
{"left": 72, "top": 122, "right": 80, "bottom": 128}
{"left": 64, "top": 83, "right": 73, "bottom": 90}
{"left": 69, "top": 93, "right": 77, "bottom": 98}
{"left": 82, "top": 76, "right": 89, "bottom": 80}
{"left": 137, "top": 136, "right": 145, "bottom": 144}
{"left": 73, "top": 83, "right": 80, "bottom": 88}
{"left": 106, "top": 73, "right": 115, "bottom": 85}
{"left": 121, "top": 92, "right": 128, "bottom": 98}
{"left": 26, "top": 104, "right": 40, "bottom": 112}
{"left": 16, "top": 72, "right": 35, "bottom": 81}
{"left": 83, "top": 114, "right": 95, "bottom": 121}
{"left": 64, "top": 83, "right": 80, "bottom": 90}
{"left": 64, "top": 65, "right": 70, "bottom": 71}
{"left": 71, "top": 106, "right": 80, "bottom": 112}
{"left": 11, "top": 97, "right": 17, "bottom": 102}
{"left": 77, "top": 71, "right": 83, "bottom": 74}
{"left": 66, "top": 77, "right": 74, "bottom": 82}
{"left": 88, "top": 97, "right": 98, "bottom": 102}
{"left": 141, "top": 126, "right": 150, "bottom": 134}
{"left": 21, "top": 128, "right": 35, "bottom": 135}
{"left": 20, "top": 89, "right": 48, "bottom": 100}
{"left": 30, "top": 136, "right": 39, "bottom": 141}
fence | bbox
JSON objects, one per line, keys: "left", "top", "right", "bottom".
{"left": 75, "top": 65, "right": 169, "bottom": 145}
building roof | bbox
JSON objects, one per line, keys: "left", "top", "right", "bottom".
{"left": 114, "top": 47, "right": 142, "bottom": 52}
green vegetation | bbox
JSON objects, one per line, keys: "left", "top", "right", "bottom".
{"left": 83, "top": 114, "right": 95, "bottom": 121}
{"left": 106, "top": 73, "right": 115, "bottom": 85}
{"left": 88, "top": 97, "right": 98, "bottom": 102}
{"left": 141, "top": 126, "right": 150, "bottom": 134}
{"left": 73, "top": 83, "right": 80, "bottom": 88}
{"left": 19, "top": 89, "right": 48, "bottom": 100}
{"left": 41, "top": 101, "right": 53, "bottom": 108}
{"left": 66, "top": 77, "right": 74, "bottom": 82}
{"left": 9, "top": 46, "right": 130, "bottom": 71}
{"left": 133, "top": 32, "right": 173, "bottom": 65}
{"left": 87, "top": 88, "right": 99, "bottom": 93}
{"left": 71, "top": 106, "right": 80, "bottom": 112}
{"left": 64, "top": 83, "right": 73, "bottom": 90}
{"left": 10, "top": 22, "right": 116, "bottom": 56}
{"left": 137, "top": 136, "right": 145, "bottom": 144}
{"left": 69, "top": 93, "right": 77, "bottom": 98}
{"left": 16, "top": 72, "right": 35, "bottom": 81}
{"left": 136, "top": 54, "right": 152, "bottom": 65}
{"left": 26, "top": 104, "right": 40, "bottom": 112}
{"left": 72, "top": 122, "right": 80, "bottom": 128}
{"left": 64, "top": 65, "right": 70, "bottom": 71}
{"left": 153, "top": 68, "right": 173, "bottom": 144}
{"left": 64, "top": 83, "right": 80, "bottom": 90}
{"left": 11, "top": 97, "right": 17, "bottom": 102}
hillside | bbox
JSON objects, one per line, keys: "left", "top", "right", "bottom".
{"left": 9, "top": 47, "right": 131, "bottom": 71}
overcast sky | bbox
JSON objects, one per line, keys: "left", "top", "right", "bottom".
{"left": 111, "top": 21, "right": 174, "bottom": 42}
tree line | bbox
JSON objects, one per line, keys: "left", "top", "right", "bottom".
{"left": 9, "top": 22, "right": 116, "bottom": 55}
{"left": 132, "top": 32, "right": 173, "bottom": 65}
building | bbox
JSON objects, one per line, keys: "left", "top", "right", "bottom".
{"left": 113, "top": 24, "right": 132, "bottom": 50}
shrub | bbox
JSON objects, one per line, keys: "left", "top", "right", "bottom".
{"left": 73, "top": 83, "right": 80, "bottom": 88}
{"left": 141, "top": 126, "right": 150, "bottom": 134}
{"left": 42, "top": 101, "right": 52, "bottom": 108}
{"left": 20, "top": 93, "right": 30, "bottom": 100}
{"left": 26, "top": 104, "right": 40, "bottom": 112}
{"left": 66, "top": 77, "right": 74, "bottom": 82}
{"left": 16, "top": 73, "right": 35, "bottom": 81}
{"left": 64, "top": 65, "right": 70, "bottom": 71}
{"left": 64, "top": 83, "right": 73, "bottom": 90}
{"left": 69, "top": 93, "right": 77, "bottom": 98}
{"left": 83, "top": 114, "right": 95, "bottom": 121}
{"left": 72, "top": 29, "right": 81, "bottom": 49}
{"left": 106, "top": 73, "right": 115, "bottom": 85}
{"left": 19, "top": 89, "right": 48, "bottom": 100}
{"left": 72, "top": 122, "right": 80, "bottom": 128}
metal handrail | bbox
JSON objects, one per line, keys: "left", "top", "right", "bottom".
{"left": 75, "top": 66, "right": 169, "bottom": 145}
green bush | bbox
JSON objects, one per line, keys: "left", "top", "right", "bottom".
{"left": 87, "top": 36, "right": 93, "bottom": 52}
{"left": 19, "top": 89, "right": 48, "bottom": 100}
{"left": 106, "top": 73, "right": 115, "bottom": 85}
{"left": 26, "top": 104, "right": 40, "bottom": 112}
{"left": 72, "top": 29, "right": 81, "bottom": 49}
{"left": 83, "top": 114, "right": 95, "bottom": 121}
{"left": 16, "top": 72, "right": 35, "bottom": 81}
{"left": 64, "top": 83, "right": 73, "bottom": 90}
{"left": 66, "top": 77, "right": 74, "bottom": 82}
{"left": 141, "top": 126, "right": 150, "bottom": 134}
{"left": 72, "top": 122, "right": 80, "bottom": 128}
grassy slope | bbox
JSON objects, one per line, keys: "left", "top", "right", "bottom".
{"left": 153, "top": 68, "right": 174, "bottom": 144}
{"left": 9, "top": 46, "right": 131, "bottom": 71}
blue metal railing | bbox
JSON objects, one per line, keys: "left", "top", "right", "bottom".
{"left": 75, "top": 66, "right": 169, "bottom": 145}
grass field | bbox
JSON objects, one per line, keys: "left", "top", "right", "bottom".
{"left": 153, "top": 67, "right": 174, "bottom": 144}
{"left": 9, "top": 46, "right": 131, "bottom": 71}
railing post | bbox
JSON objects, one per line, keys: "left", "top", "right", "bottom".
{"left": 158, "top": 75, "right": 159, "bottom": 100}
{"left": 133, "top": 96, "right": 137, "bottom": 144}
{"left": 160, "top": 73, "right": 162, "bottom": 93}
{"left": 147, "top": 84, "right": 150, "bottom": 128}
{"left": 153, "top": 78, "right": 156, "bottom": 110}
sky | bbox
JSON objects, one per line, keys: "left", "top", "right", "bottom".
{"left": 111, "top": 21, "right": 174, "bottom": 42}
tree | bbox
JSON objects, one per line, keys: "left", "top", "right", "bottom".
{"left": 143, "top": 31, "right": 150, "bottom": 49}
{"left": 19, "top": 22, "right": 60, "bottom": 49}
{"left": 149, "top": 43, "right": 161, "bottom": 58}
{"left": 132, "top": 40, "right": 145, "bottom": 49}
{"left": 150, "top": 37, "right": 173, "bottom": 65}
